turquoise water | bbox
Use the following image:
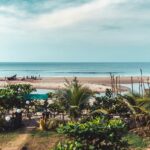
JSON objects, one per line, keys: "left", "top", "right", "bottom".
{"left": 32, "top": 89, "right": 53, "bottom": 94}
{"left": 0, "top": 62, "right": 150, "bottom": 77}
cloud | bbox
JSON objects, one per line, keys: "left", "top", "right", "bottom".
{"left": 28, "top": 0, "right": 112, "bottom": 29}
{"left": 0, "top": 0, "right": 150, "bottom": 62}
{"left": 0, "top": 0, "right": 92, "bottom": 16}
{"left": 0, "top": 0, "right": 150, "bottom": 39}
{"left": 0, "top": 0, "right": 128, "bottom": 31}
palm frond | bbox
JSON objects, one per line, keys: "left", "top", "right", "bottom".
{"left": 119, "top": 98, "right": 136, "bottom": 114}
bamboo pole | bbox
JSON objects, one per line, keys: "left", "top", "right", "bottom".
{"left": 110, "top": 73, "right": 115, "bottom": 97}
{"left": 110, "top": 73, "right": 113, "bottom": 96}
{"left": 119, "top": 76, "right": 121, "bottom": 94}
{"left": 140, "top": 69, "right": 144, "bottom": 98}
{"left": 138, "top": 77, "right": 141, "bottom": 96}
{"left": 131, "top": 76, "right": 133, "bottom": 94}
{"left": 113, "top": 75, "right": 115, "bottom": 96}
{"left": 116, "top": 76, "right": 118, "bottom": 94}
{"left": 147, "top": 77, "right": 150, "bottom": 95}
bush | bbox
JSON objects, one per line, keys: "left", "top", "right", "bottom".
{"left": 46, "top": 118, "right": 66, "bottom": 130}
{"left": 56, "top": 117, "right": 128, "bottom": 150}
{"left": 124, "top": 133, "right": 149, "bottom": 149}
{"left": 53, "top": 140, "right": 83, "bottom": 150}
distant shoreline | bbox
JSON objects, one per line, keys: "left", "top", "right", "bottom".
{"left": 0, "top": 76, "right": 148, "bottom": 83}
{"left": 0, "top": 76, "right": 149, "bottom": 92}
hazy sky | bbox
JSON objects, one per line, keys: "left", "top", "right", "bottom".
{"left": 0, "top": 0, "right": 150, "bottom": 62}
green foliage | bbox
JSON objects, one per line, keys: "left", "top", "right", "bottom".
{"left": 0, "top": 84, "right": 35, "bottom": 113}
{"left": 48, "top": 103, "right": 62, "bottom": 113}
{"left": 46, "top": 118, "right": 65, "bottom": 130}
{"left": 124, "top": 133, "right": 150, "bottom": 149}
{"left": 0, "top": 88, "right": 24, "bottom": 110}
{"left": 48, "top": 92, "right": 54, "bottom": 98}
{"left": 69, "top": 106, "right": 80, "bottom": 120}
{"left": 7, "top": 84, "right": 36, "bottom": 95}
{"left": 64, "top": 77, "right": 93, "bottom": 107}
{"left": 136, "top": 97, "right": 150, "bottom": 112}
{"left": 92, "top": 95, "right": 116, "bottom": 111}
{"left": 130, "top": 92, "right": 141, "bottom": 99}
{"left": 92, "top": 91, "right": 139, "bottom": 115}
{"left": 53, "top": 140, "right": 83, "bottom": 150}
{"left": 31, "top": 130, "right": 55, "bottom": 137}
{"left": 89, "top": 109, "right": 109, "bottom": 119}
{"left": 128, "top": 92, "right": 150, "bottom": 113}
{"left": 105, "top": 89, "right": 113, "bottom": 98}
{"left": 57, "top": 117, "right": 128, "bottom": 150}
{"left": 55, "top": 77, "right": 93, "bottom": 119}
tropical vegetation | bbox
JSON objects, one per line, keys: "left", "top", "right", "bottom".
{"left": 0, "top": 78, "right": 150, "bottom": 149}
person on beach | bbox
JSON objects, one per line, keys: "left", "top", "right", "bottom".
{"left": 39, "top": 117, "right": 46, "bottom": 130}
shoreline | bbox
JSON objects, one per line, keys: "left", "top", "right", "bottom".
{"left": 0, "top": 76, "right": 148, "bottom": 92}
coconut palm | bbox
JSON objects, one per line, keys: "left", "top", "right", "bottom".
{"left": 135, "top": 97, "right": 150, "bottom": 113}
{"left": 56, "top": 77, "right": 93, "bottom": 120}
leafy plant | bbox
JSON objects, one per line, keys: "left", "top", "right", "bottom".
{"left": 55, "top": 77, "right": 93, "bottom": 120}
{"left": 46, "top": 118, "right": 65, "bottom": 130}
{"left": 124, "top": 133, "right": 150, "bottom": 149}
{"left": 53, "top": 140, "right": 83, "bottom": 150}
{"left": 57, "top": 117, "right": 128, "bottom": 150}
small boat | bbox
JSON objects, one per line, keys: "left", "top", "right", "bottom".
{"left": 7, "top": 74, "right": 17, "bottom": 80}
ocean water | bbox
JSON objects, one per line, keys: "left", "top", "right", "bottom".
{"left": 0, "top": 62, "right": 150, "bottom": 77}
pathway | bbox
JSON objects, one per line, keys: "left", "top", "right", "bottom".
{"left": 1, "top": 119, "right": 37, "bottom": 150}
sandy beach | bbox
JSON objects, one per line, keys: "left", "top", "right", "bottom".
{"left": 0, "top": 76, "right": 148, "bottom": 92}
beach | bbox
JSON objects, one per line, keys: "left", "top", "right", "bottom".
{"left": 0, "top": 76, "right": 148, "bottom": 92}
{"left": 0, "top": 62, "right": 149, "bottom": 93}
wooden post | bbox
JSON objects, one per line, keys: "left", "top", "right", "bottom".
{"left": 147, "top": 77, "right": 150, "bottom": 96}
{"left": 138, "top": 77, "right": 141, "bottom": 96}
{"left": 140, "top": 69, "right": 144, "bottom": 98}
{"left": 131, "top": 76, "right": 133, "bottom": 94}
{"left": 110, "top": 72, "right": 113, "bottom": 92}
{"left": 110, "top": 73, "right": 114, "bottom": 97}
{"left": 113, "top": 75, "right": 115, "bottom": 96}
{"left": 116, "top": 76, "right": 118, "bottom": 94}
{"left": 119, "top": 76, "right": 121, "bottom": 94}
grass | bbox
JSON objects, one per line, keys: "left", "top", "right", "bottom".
{"left": 23, "top": 129, "right": 64, "bottom": 150}
{"left": 124, "top": 132, "right": 150, "bottom": 150}
{"left": 0, "top": 128, "right": 60, "bottom": 150}
{"left": 0, "top": 127, "right": 149, "bottom": 150}
{"left": 26, "top": 130, "right": 150, "bottom": 150}
{"left": 0, "top": 132, "right": 18, "bottom": 144}
{"left": 0, "top": 129, "right": 149, "bottom": 150}
{"left": 25, "top": 131, "right": 150, "bottom": 150}
{"left": 0, "top": 129, "right": 21, "bottom": 147}
{"left": 31, "top": 130, "right": 57, "bottom": 137}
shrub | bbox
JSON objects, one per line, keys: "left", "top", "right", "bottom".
{"left": 53, "top": 140, "right": 83, "bottom": 150}
{"left": 46, "top": 118, "right": 66, "bottom": 130}
{"left": 56, "top": 117, "right": 128, "bottom": 150}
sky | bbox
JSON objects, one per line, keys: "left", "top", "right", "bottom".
{"left": 0, "top": 0, "right": 150, "bottom": 62}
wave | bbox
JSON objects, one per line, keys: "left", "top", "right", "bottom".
{"left": 52, "top": 71, "right": 124, "bottom": 74}
{"left": 0, "top": 70, "right": 124, "bottom": 74}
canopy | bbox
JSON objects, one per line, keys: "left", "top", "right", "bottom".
{"left": 25, "top": 94, "right": 48, "bottom": 101}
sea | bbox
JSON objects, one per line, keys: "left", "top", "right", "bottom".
{"left": 0, "top": 62, "right": 150, "bottom": 77}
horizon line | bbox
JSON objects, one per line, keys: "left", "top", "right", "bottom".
{"left": 0, "top": 61, "right": 150, "bottom": 63}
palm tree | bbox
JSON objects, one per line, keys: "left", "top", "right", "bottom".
{"left": 136, "top": 97, "right": 150, "bottom": 113}
{"left": 56, "top": 77, "right": 93, "bottom": 120}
